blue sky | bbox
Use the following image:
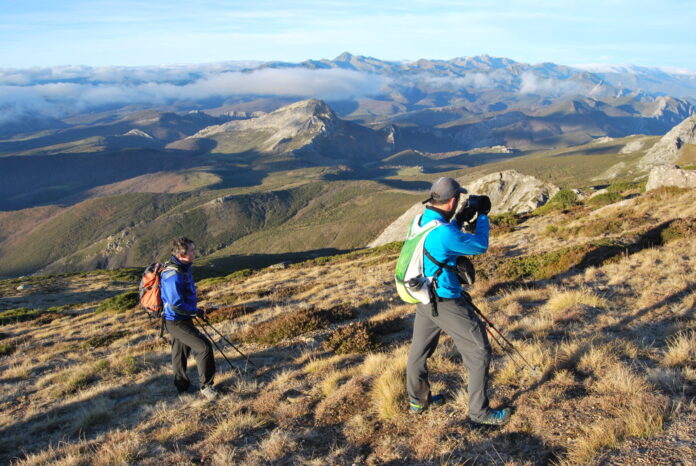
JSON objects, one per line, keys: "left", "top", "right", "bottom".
{"left": 1, "top": 0, "right": 694, "bottom": 69}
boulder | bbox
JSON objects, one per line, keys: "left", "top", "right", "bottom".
{"left": 639, "top": 115, "right": 696, "bottom": 169}
{"left": 645, "top": 165, "right": 696, "bottom": 191}
{"left": 465, "top": 170, "right": 559, "bottom": 215}
{"left": 368, "top": 202, "right": 424, "bottom": 247}
{"left": 368, "top": 170, "right": 558, "bottom": 247}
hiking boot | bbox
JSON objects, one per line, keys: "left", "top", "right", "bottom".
{"left": 200, "top": 385, "right": 219, "bottom": 400}
{"left": 471, "top": 408, "right": 511, "bottom": 426}
{"left": 409, "top": 394, "right": 445, "bottom": 414}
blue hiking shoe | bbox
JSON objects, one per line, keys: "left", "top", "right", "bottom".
{"left": 471, "top": 408, "right": 511, "bottom": 426}
{"left": 409, "top": 394, "right": 446, "bottom": 414}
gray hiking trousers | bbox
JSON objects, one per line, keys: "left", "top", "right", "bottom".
{"left": 407, "top": 296, "right": 492, "bottom": 421}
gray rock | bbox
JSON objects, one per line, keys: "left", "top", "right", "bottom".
{"left": 368, "top": 170, "right": 558, "bottom": 247}
{"left": 639, "top": 115, "right": 696, "bottom": 169}
{"left": 645, "top": 165, "right": 696, "bottom": 191}
{"left": 466, "top": 170, "right": 559, "bottom": 215}
{"left": 589, "top": 188, "right": 609, "bottom": 199}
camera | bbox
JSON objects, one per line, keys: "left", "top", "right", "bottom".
{"left": 465, "top": 194, "right": 491, "bottom": 215}
{"left": 466, "top": 195, "right": 484, "bottom": 212}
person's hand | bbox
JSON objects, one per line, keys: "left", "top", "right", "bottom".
{"left": 196, "top": 308, "right": 208, "bottom": 320}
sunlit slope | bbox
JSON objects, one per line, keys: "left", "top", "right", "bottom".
{"left": 0, "top": 185, "right": 693, "bottom": 464}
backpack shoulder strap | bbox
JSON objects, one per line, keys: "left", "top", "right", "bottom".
{"left": 162, "top": 261, "right": 184, "bottom": 279}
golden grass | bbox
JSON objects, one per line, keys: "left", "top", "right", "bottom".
{"left": 2, "top": 187, "right": 694, "bottom": 464}
{"left": 371, "top": 346, "right": 408, "bottom": 421}
{"left": 592, "top": 364, "right": 649, "bottom": 395}
{"left": 208, "top": 412, "right": 269, "bottom": 444}
{"left": 564, "top": 393, "right": 666, "bottom": 464}
{"left": 662, "top": 330, "right": 696, "bottom": 367}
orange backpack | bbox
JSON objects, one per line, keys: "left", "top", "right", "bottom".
{"left": 139, "top": 263, "right": 168, "bottom": 318}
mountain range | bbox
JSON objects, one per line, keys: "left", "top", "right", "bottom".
{"left": 1, "top": 53, "right": 695, "bottom": 278}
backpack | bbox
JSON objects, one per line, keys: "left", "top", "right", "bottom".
{"left": 139, "top": 262, "right": 180, "bottom": 337}
{"left": 394, "top": 215, "right": 445, "bottom": 304}
{"left": 139, "top": 263, "right": 166, "bottom": 318}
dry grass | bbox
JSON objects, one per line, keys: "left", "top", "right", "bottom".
{"left": 1, "top": 188, "right": 694, "bottom": 464}
{"left": 662, "top": 330, "right": 696, "bottom": 367}
{"left": 371, "top": 346, "right": 408, "bottom": 421}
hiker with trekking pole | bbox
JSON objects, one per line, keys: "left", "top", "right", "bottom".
{"left": 395, "top": 177, "right": 512, "bottom": 426}
{"left": 159, "top": 237, "right": 219, "bottom": 400}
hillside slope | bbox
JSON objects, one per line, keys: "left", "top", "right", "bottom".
{"left": 1, "top": 185, "right": 693, "bottom": 464}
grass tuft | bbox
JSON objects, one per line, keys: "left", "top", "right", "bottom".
{"left": 372, "top": 347, "right": 408, "bottom": 421}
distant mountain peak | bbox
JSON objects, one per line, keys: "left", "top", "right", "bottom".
{"left": 334, "top": 52, "right": 354, "bottom": 61}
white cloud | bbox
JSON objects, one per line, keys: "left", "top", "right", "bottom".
{"left": 0, "top": 66, "right": 389, "bottom": 123}
{"left": 518, "top": 71, "right": 583, "bottom": 95}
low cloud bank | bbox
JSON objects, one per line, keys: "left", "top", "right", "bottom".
{"left": 0, "top": 67, "right": 389, "bottom": 124}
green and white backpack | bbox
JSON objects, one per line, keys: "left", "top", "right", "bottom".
{"left": 394, "top": 215, "right": 445, "bottom": 304}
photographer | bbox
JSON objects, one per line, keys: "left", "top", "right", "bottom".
{"left": 406, "top": 177, "right": 510, "bottom": 426}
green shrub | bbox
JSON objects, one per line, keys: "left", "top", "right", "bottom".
{"left": 533, "top": 189, "right": 579, "bottom": 215}
{"left": 0, "top": 307, "right": 61, "bottom": 325}
{"left": 660, "top": 218, "right": 696, "bottom": 244}
{"left": 206, "top": 304, "right": 256, "bottom": 324}
{"left": 607, "top": 181, "right": 645, "bottom": 194}
{"left": 96, "top": 290, "right": 139, "bottom": 313}
{"left": 500, "top": 244, "right": 592, "bottom": 281}
{"left": 323, "top": 322, "right": 380, "bottom": 354}
{"left": 490, "top": 212, "right": 522, "bottom": 234}
{"left": 0, "top": 342, "right": 15, "bottom": 356}
{"left": 241, "top": 303, "right": 356, "bottom": 345}
{"left": 81, "top": 330, "right": 129, "bottom": 349}
{"left": 199, "top": 268, "right": 255, "bottom": 287}
{"left": 587, "top": 192, "right": 624, "bottom": 207}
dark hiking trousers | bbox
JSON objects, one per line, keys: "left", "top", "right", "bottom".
{"left": 407, "top": 297, "right": 492, "bottom": 421}
{"left": 165, "top": 319, "right": 215, "bottom": 391}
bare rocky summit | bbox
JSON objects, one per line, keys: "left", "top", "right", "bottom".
{"left": 639, "top": 114, "right": 696, "bottom": 169}
{"left": 369, "top": 170, "right": 557, "bottom": 247}
{"left": 645, "top": 165, "right": 696, "bottom": 191}
{"left": 466, "top": 170, "right": 559, "bottom": 215}
{"left": 173, "top": 99, "right": 388, "bottom": 160}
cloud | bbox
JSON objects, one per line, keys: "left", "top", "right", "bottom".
{"left": 518, "top": 71, "right": 583, "bottom": 95}
{"left": 0, "top": 66, "right": 389, "bottom": 124}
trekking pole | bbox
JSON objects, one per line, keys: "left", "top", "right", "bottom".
{"left": 464, "top": 297, "right": 539, "bottom": 375}
{"left": 195, "top": 318, "right": 240, "bottom": 374}
{"left": 484, "top": 326, "right": 524, "bottom": 371}
{"left": 198, "top": 316, "right": 257, "bottom": 368}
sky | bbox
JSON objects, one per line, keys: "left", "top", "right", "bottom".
{"left": 1, "top": 0, "right": 695, "bottom": 70}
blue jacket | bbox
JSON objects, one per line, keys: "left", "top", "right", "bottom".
{"left": 161, "top": 256, "right": 198, "bottom": 321}
{"left": 421, "top": 207, "right": 489, "bottom": 299}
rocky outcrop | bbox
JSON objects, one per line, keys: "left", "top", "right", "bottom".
{"left": 466, "top": 170, "right": 559, "bottom": 215}
{"left": 639, "top": 115, "right": 696, "bottom": 169}
{"left": 645, "top": 165, "right": 696, "bottom": 191}
{"left": 368, "top": 202, "right": 425, "bottom": 247}
{"left": 369, "top": 170, "right": 558, "bottom": 247}
{"left": 177, "top": 99, "right": 387, "bottom": 160}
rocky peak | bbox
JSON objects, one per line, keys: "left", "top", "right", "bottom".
{"left": 639, "top": 114, "right": 696, "bottom": 169}
{"left": 368, "top": 171, "right": 558, "bottom": 247}
{"left": 466, "top": 170, "right": 559, "bottom": 215}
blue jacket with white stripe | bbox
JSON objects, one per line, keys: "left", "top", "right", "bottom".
{"left": 421, "top": 206, "right": 489, "bottom": 299}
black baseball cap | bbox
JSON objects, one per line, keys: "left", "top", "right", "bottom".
{"left": 423, "top": 177, "right": 467, "bottom": 204}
